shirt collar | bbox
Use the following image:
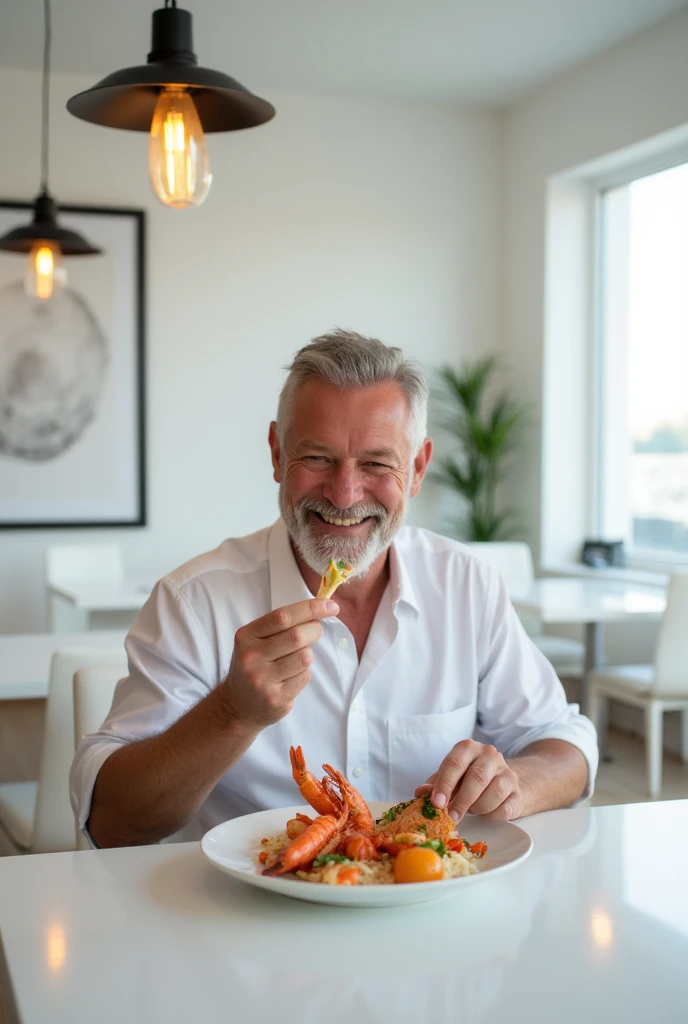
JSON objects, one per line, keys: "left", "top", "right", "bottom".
{"left": 388, "top": 533, "right": 421, "bottom": 617}
{"left": 268, "top": 517, "right": 421, "bottom": 617}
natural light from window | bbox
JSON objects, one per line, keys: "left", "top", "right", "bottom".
{"left": 600, "top": 163, "right": 688, "bottom": 559}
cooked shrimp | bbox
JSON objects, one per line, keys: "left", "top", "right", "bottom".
{"left": 342, "top": 834, "right": 378, "bottom": 861}
{"left": 286, "top": 817, "right": 309, "bottom": 839}
{"left": 262, "top": 799, "right": 349, "bottom": 876}
{"left": 289, "top": 746, "right": 338, "bottom": 816}
{"left": 322, "top": 764, "right": 375, "bottom": 833}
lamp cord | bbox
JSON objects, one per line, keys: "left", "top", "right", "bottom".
{"left": 40, "top": 0, "right": 51, "bottom": 193}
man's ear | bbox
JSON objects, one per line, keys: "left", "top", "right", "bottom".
{"left": 269, "top": 422, "right": 282, "bottom": 482}
{"left": 409, "top": 437, "right": 433, "bottom": 498}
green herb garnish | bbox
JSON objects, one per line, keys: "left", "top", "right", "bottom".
{"left": 418, "top": 825, "right": 428, "bottom": 834}
{"left": 421, "top": 794, "right": 439, "bottom": 820}
{"left": 375, "top": 799, "right": 414, "bottom": 826}
{"left": 338, "top": 560, "right": 346, "bottom": 569}
{"left": 312, "top": 853, "right": 350, "bottom": 867}
{"left": 419, "top": 839, "right": 447, "bottom": 857}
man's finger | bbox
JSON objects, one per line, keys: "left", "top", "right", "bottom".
{"left": 414, "top": 771, "right": 438, "bottom": 798}
{"left": 248, "top": 599, "right": 339, "bottom": 640}
{"left": 260, "top": 621, "right": 324, "bottom": 663}
{"left": 430, "top": 742, "right": 480, "bottom": 809}
{"left": 262, "top": 646, "right": 315, "bottom": 680}
{"left": 446, "top": 752, "right": 502, "bottom": 822}
{"left": 463, "top": 771, "right": 516, "bottom": 817}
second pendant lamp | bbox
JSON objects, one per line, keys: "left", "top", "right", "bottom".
{"left": 0, "top": 0, "right": 100, "bottom": 300}
{"left": 66, "top": 0, "right": 276, "bottom": 209}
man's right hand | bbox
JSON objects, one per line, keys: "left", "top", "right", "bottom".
{"left": 220, "top": 599, "right": 339, "bottom": 729}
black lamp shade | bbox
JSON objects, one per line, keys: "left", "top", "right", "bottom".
{"left": 66, "top": 5, "right": 275, "bottom": 133}
{"left": 0, "top": 193, "right": 101, "bottom": 256}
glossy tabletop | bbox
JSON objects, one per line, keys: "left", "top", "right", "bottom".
{"left": 0, "top": 801, "right": 686, "bottom": 1023}
{"left": 511, "top": 578, "right": 666, "bottom": 624}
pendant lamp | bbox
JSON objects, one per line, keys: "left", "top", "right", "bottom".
{"left": 66, "top": 0, "right": 275, "bottom": 209}
{"left": 0, "top": 0, "right": 101, "bottom": 301}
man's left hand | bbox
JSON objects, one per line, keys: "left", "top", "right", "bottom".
{"left": 414, "top": 740, "right": 524, "bottom": 823}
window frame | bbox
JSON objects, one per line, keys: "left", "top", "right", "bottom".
{"left": 590, "top": 144, "right": 688, "bottom": 569}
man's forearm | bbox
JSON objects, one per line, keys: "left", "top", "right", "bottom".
{"left": 87, "top": 686, "right": 260, "bottom": 848}
{"left": 506, "top": 739, "right": 589, "bottom": 817}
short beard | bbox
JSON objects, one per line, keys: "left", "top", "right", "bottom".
{"left": 279, "top": 490, "right": 407, "bottom": 579}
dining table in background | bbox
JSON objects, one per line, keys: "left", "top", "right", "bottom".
{"left": 47, "top": 580, "right": 153, "bottom": 632}
{"left": 510, "top": 578, "right": 667, "bottom": 714}
{"left": 0, "top": 800, "right": 685, "bottom": 1023}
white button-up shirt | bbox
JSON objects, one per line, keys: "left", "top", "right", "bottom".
{"left": 71, "top": 518, "right": 598, "bottom": 842}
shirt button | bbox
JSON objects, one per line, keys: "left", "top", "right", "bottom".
{"left": 337, "top": 638, "right": 349, "bottom": 649}
{"left": 352, "top": 767, "right": 363, "bottom": 778}
{"left": 351, "top": 701, "right": 358, "bottom": 711}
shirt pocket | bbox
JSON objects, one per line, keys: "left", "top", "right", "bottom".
{"left": 387, "top": 703, "right": 477, "bottom": 801}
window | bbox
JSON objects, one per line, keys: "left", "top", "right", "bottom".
{"left": 597, "top": 162, "right": 688, "bottom": 562}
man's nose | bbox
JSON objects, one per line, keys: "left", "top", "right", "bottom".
{"left": 323, "top": 464, "right": 364, "bottom": 510}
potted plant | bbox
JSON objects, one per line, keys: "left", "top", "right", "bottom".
{"left": 432, "top": 356, "right": 529, "bottom": 541}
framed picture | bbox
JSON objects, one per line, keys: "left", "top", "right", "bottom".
{"left": 0, "top": 201, "right": 146, "bottom": 529}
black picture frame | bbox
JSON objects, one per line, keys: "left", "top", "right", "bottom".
{"left": 0, "top": 200, "right": 146, "bottom": 529}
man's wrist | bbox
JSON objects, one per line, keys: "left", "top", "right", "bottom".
{"left": 211, "top": 685, "right": 261, "bottom": 744}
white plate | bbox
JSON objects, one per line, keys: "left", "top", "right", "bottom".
{"left": 201, "top": 800, "right": 533, "bottom": 907}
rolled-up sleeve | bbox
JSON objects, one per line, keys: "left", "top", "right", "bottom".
{"left": 476, "top": 569, "right": 598, "bottom": 801}
{"left": 69, "top": 578, "right": 217, "bottom": 841}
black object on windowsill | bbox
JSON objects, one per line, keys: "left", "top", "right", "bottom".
{"left": 581, "top": 539, "right": 625, "bottom": 568}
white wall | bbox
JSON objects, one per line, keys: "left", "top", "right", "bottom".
{"left": 0, "top": 68, "right": 502, "bottom": 632}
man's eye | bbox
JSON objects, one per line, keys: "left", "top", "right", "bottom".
{"left": 305, "top": 456, "right": 326, "bottom": 463}
{"left": 366, "top": 462, "right": 388, "bottom": 469}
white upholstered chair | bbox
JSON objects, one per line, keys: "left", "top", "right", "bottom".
{"left": 45, "top": 543, "right": 124, "bottom": 631}
{"left": 0, "top": 648, "right": 126, "bottom": 856}
{"left": 468, "top": 542, "right": 585, "bottom": 677}
{"left": 45, "top": 543, "right": 124, "bottom": 587}
{"left": 589, "top": 572, "right": 688, "bottom": 799}
{"left": 73, "top": 664, "right": 125, "bottom": 850}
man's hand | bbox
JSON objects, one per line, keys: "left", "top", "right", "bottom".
{"left": 414, "top": 740, "right": 524, "bottom": 823}
{"left": 220, "top": 598, "right": 339, "bottom": 729}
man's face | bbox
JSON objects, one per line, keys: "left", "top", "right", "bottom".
{"left": 270, "top": 378, "right": 432, "bottom": 577}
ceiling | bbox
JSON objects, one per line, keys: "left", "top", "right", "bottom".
{"left": 2, "top": 0, "right": 687, "bottom": 107}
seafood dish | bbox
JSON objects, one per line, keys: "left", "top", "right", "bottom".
{"left": 257, "top": 746, "right": 488, "bottom": 886}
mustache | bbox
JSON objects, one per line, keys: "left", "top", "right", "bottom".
{"left": 294, "top": 496, "right": 388, "bottom": 521}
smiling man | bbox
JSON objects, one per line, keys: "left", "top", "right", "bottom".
{"left": 71, "top": 330, "right": 597, "bottom": 848}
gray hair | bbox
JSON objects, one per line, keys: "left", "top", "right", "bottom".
{"left": 276, "top": 329, "right": 428, "bottom": 454}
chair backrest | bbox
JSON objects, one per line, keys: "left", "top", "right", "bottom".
{"left": 467, "top": 542, "right": 535, "bottom": 597}
{"left": 32, "top": 648, "right": 127, "bottom": 854}
{"left": 44, "top": 543, "right": 124, "bottom": 586}
{"left": 653, "top": 573, "right": 688, "bottom": 694}
{"left": 73, "top": 664, "right": 127, "bottom": 851}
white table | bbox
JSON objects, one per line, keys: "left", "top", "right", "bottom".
{"left": 0, "top": 800, "right": 685, "bottom": 1023}
{"left": 511, "top": 579, "right": 666, "bottom": 713}
{"left": 47, "top": 581, "right": 152, "bottom": 632}
{"left": 0, "top": 631, "right": 128, "bottom": 701}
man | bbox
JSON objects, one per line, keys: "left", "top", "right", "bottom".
{"left": 71, "top": 330, "right": 597, "bottom": 848}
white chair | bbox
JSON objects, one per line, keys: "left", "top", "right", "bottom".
{"left": 45, "top": 543, "right": 124, "bottom": 631}
{"left": 0, "top": 648, "right": 126, "bottom": 856}
{"left": 589, "top": 572, "right": 688, "bottom": 799}
{"left": 73, "top": 664, "right": 124, "bottom": 851}
{"left": 469, "top": 542, "right": 585, "bottom": 676}
{"left": 45, "top": 543, "right": 124, "bottom": 587}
